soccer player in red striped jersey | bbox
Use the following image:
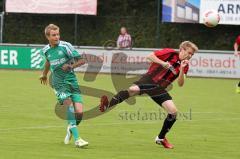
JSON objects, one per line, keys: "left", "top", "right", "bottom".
{"left": 99, "top": 41, "right": 198, "bottom": 149}
{"left": 233, "top": 35, "right": 240, "bottom": 93}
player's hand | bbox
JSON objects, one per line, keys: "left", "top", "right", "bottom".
{"left": 162, "top": 62, "right": 171, "bottom": 69}
{"left": 62, "top": 64, "right": 72, "bottom": 71}
{"left": 180, "top": 60, "right": 189, "bottom": 68}
{"left": 77, "top": 58, "right": 86, "bottom": 66}
{"left": 162, "top": 62, "right": 177, "bottom": 74}
{"left": 39, "top": 75, "right": 48, "bottom": 85}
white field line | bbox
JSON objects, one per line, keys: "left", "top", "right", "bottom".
{"left": 0, "top": 117, "right": 240, "bottom": 132}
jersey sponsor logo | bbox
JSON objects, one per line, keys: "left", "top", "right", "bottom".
{"left": 50, "top": 57, "right": 67, "bottom": 66}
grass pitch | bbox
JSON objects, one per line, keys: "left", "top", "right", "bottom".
{"left": 0, "top": 70, "right": 239, "bottom": 159}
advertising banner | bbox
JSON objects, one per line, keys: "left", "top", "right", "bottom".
{"left": 199, "top": 0, "right": 240, "bottom": 25}
{"left": 188, "top": 52, "right": 240, "bottom": 78}
{"left": 0, "top": 46, "right": 44, "bottom": 69}
{"left": 1, "top": 45, "right": 239, "bottom": 78}
{"left": 75, "top": 48, "right": 240, "bottom": 78}
{"left": 162, "top": 0, "right": 240, "bottom": 25}
{"left": 6, "top": 0, "right": 97, "bottom": 15}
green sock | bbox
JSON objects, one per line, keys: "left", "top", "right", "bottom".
{"left": 67, "top": 106, "right": 80, "bottom": 141}
{"left": 69, "top": 125, "right": 79, "bottom": 141}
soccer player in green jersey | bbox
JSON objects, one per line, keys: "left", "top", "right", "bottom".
{"left": 39, "top": 24, "right": 88, "bottom": 147}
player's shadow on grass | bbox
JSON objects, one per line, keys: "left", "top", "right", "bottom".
{"left": 55, "top": 82, "right": 173, "bottom": 121}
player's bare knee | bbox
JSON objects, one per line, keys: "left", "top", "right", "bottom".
{"left": 162, "top": 100, "right": 178, "bottom": 115}
{"left": 172, "top": 109, "right": 178, "bottom": 115}
{"left": 74, "top": 103, "right": 83, "bottom": 121}
{"left": 74, "top": 103, "right": 83, "bottom": 113}
{"left": 63, "top": 98, "right": 73, "bottom": 106}
{"left": 128, "top": 89, "right": 136, "bottom": 96}
{"left": 171, "top": 111, "right": 178, "bottom": 118}
{"left": 128, "top": 86, "right": 140, "bottom": 96}
{"left": 169, "top": 109, "right": 177, "bottom": 117}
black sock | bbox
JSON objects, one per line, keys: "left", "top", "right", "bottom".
{"left": 158, "top": 114, "right": 177, "bottom": 139}
{"left": 109, "top": 90, "right": 130, "bottom": 107}
{"left": 238, "top": 82, "right": 240, "bottom": 87}
{"left": 75, "top": 113, "right": 83, "bottom": 125}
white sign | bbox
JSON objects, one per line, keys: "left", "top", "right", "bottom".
{"left": 0, "top": 50, "right": 18, "bottom": 65}
{"left": 75, "top": 48, "right": 240, "bottom": 79}
{"left": 6, "top": 0, "right": 97, "bottom": 15}
{"left": 0, "top": 13, "right": 3, "bottom": 43}
{"left": 162, "top": 0, "right": 240, "bottom": 25}
{"left": 189, "top": 53, "right": 240, "bottom": 78}
{"left": 200, "top": 0, "right": 240, "bottom": 25}
{"left": 75, "top": 49, "right": 150, "bottom": 74}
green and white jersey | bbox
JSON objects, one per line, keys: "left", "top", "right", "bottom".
{"left": 42, "top": 41, "right": 81, "bottom": 86}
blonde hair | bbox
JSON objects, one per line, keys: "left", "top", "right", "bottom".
{"left": 179, "top": 41, "right": 198, "bottom": 53}
{"left": 44, "top": 24, "right": 59, "bottom": 36}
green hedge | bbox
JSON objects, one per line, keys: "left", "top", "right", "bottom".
{"left": 1, "top": 0, "right": 240, "bottom": 50}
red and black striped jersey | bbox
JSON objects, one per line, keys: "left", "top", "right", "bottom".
{"left": 147, "top": 48, "right": 189, "bottom": 85}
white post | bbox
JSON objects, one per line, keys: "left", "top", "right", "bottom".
{"left": 0, "top": 12, "right": 4, "bottom": 43}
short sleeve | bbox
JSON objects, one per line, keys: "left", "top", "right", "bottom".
{"left": 64, "top": 42, "right": 82, "bottom": 59}
{"left": 41, "top": 45, "right": 50, "bottom": 61}
{"left": 154, "top": 48, "right": 176, "bottom": 61}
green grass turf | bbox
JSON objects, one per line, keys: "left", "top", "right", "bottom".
{"left": 0, "top": 70, "right": 239, "bottom": 159}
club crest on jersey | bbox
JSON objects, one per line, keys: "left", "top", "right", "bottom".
{"left": 58, "top": 51, "right": 64, "bottom": 55}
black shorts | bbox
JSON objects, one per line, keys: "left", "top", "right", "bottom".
{"left": 133, "top": 74, "right": 172, "bottom": 106}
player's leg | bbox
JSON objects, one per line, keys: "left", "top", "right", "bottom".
{"left": 72, "top": 101, "right": 89, "bottom": 147}
{"left": 159, "top": 100, "right": 177, "bottom": 139}
{"left": 54, "top": 88, "right": 77, "bottom": 145}
{"left": 67, "top": 81, "right": 88, "bottom": 147}
{"left": 151, "top": 93, "right": 176, "bottom": 149}
{"left": 236, "top": 81, "right": 240, "bottom": 93}
{"left": 74, "top": 102, "right": 83, "bottom": 125}
{"left": 99, "top": 75, "right": 155, "bottom": 112}
{"left": 70, "top": 81, "right": 84, "bottom": 125}
{"left": 54, "top": 82, "right": 86, "bottom": 147}
{"left": 99, "top": 84, "right": 140, "bottom": 112}
{"left": 63, "top": 98, "right": 81, "bottom": 145}
{"left": 63, "top": 89, "right": 88, "bottom": 147}
{"left": 110, "top": 84, "right": 140, "bottom": 106}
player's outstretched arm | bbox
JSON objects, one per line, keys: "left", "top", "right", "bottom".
{"left": 39, "top": 60, "right": 50, "bottom": 85}
{"left": 72, "top": 58, "right": 85, "bottom": 68}
{"left": 62, "top": 58, "right": 85, "bottom": 71}
{"left": 147, "top": 53, "right": 170, "bottom": 68}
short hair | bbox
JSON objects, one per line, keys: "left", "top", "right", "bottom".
{"left": 44, "top": 24, "right": 59, "bottom": 36}
{"left": 120, "top": 26, "right": 127, "bottom": 32}
{"left": 179, "top": 41, "right": 198, "bottom": 53}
